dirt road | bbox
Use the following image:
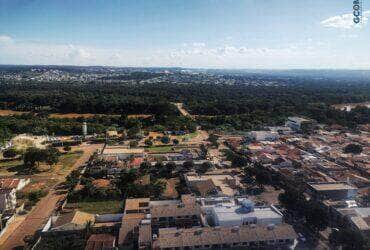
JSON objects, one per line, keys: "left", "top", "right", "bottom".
{"left": 0, "top": 143, "right": 102, "bottom": 250}
{"left": 173, "top": 102, "right": 194, "bottom": 120}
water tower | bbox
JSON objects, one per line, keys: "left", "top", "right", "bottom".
{"left": 82, "top": 122, "right": 87, "bottom": 137}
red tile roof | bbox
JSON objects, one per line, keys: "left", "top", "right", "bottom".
{"left": 0, "top": 178, "right": 20, "bottom": 189}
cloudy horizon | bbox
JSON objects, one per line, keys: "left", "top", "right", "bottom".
{"left": 0, "top": 0, "right": 369, "bottom": 69}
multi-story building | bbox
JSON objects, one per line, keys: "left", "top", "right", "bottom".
{"left": 307, "top": 182, "right": 358, "bottom": 201}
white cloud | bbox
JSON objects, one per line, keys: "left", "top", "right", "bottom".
{"left": 321, "top": 10, "right": 370, "bottom": 29}
{"left": 0, "top": 36, "right": 368, "bottom": 69}
{"left": 0, "top": 35, "right": 13, "bottom": 44}
{"left": 192, "top": 42, "right": 205, "bottom": 47}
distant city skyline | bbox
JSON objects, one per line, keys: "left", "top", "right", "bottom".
{"left": 0, "top": 0, "right": 369, "bottom": 69}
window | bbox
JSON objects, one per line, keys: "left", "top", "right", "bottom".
{"left": 139, "top": 202, "right": 149, "bottom": 207}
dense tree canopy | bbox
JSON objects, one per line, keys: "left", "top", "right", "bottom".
{"left": 0, "top": 75, "right": 369, "bottom": 132}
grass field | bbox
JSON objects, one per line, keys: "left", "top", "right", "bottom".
{"left": 146, "top": 145, "right": 174, "bottom": 153}
{"left": 0, "top": 151, "right": 82, "bottom": 177}
{"left": 0, "top": 159, "right": 23, "bottom": 175}
{"left": 66, "top": 200, "right": 123, "bottom": 214}
{"left": 56, "top": 151, "right": 83, "bottom": 175}
{"left": 179, "top": 131, "right": 198, "bottom": 140}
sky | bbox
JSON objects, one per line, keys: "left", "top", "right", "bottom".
{"left": 0, "top": 0, "right": 369, "bottom": 69}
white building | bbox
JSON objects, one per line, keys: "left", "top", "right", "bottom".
{"left": 285, "top": 117, "right": 314, "bottom": 131}
{"left": 209, "top": 199, "right": 283, "bottom": 227}
{"left": 247, "top": 131, "right": 279, "bottom": 142}
{"left": 102, "top": 146, "right": 145, "bottom": 161}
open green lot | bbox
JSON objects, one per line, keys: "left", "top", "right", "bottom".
{"left": 179, "top": 131, "right": 198, "bottom": 140}
{"left": 0, "top": 151, "right": 83, "bottom": 176}
{"left": 65, "top": 200, "right": 123, "bottom": 214}
{"left": 0, "top": 159, "right": 23, "bottom": 175}
{"left": 146, "top": 145, "right": 174, "bottom": 153}
{"left": 56, "top": 151, "right": 83, "bottom": 175}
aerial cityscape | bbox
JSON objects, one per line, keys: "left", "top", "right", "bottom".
{"left": 0, "top": 1, "right": 370, "bottom": 250}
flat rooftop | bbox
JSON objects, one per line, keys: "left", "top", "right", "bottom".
{"left": 212, "top": 205, "right": 282, "bottom": 222}
{"left": 124, "top": 198, "right": 150, "bottom": 212}
{"left": 153, "top": 224, "right": 297, "bottom": 248}
{"left": 186, "top": 174, "right": 240, "bottom": 196}
{"left": 287, "top": 117, "right": 311, "bottom": 123}
{"left": 103, "top": 146, "right": 144, "bottom": 155}
{"left": 308, "top": 182, "right": 357, "bottom": 191}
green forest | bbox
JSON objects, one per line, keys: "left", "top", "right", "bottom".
{"left": 0, "top": 76, "right": 369, "bottom": 140}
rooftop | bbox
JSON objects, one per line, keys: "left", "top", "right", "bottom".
{"left": 287, "top": 117, "right": 311, "bottom": 123}
{"left": 308, "top": 182, "right": 357, "bottom": 191}
{"left": 124, "top": 198, "right": 150, "bottom": 212}
{"left": 212, "top": 204, "right": 282, "bottom": 224}
{"left": 186, "top": 173, "right": 240, "bottom": 196}
{"left": 150, "top": 202, "right": 201, "bottom": 218}
{"left": 103, "top": 146, "right": 144, "bottom": 155}
{"left": 85, "top": 234, "right": 116, "bottom": 250}
{"left": 52, "top": 210, "right": 95, "bottom": 231}
{"left": 153, "top": 224, "right": 297, "bottom": 248}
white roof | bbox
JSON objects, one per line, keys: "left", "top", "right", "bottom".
{"left": 212, "top": 205, "right": 282, "bottom": 222}
{"left": 103, "top": 147, "right": 144, "bottom": 155}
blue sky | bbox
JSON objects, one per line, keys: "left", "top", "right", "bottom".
{"left": 0, "top": 0, "right": 369, "bottom": 68}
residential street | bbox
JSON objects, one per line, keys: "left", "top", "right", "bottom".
{"left": 0, "top": 143, "right": 102, "bottom": 250}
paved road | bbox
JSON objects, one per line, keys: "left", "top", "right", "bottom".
{"left": 0, "top": 143, "right": 102, "bottom": 250}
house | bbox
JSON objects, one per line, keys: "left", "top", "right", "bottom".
{"left": 85, "top": 234, "right": 116, "bottom": 250}
{"left": 185, "top": 172, "right": 242, "bottom": 197}
{"left": 50, "top": 210, "right": 95, "bottom": 231}
{"left": 0, "top": 178, "right": 30, "bottom": 191}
